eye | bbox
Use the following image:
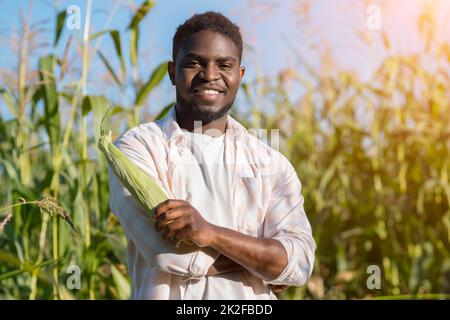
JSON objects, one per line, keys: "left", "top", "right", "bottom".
{"left": 220, "top": 64, "right": 232, "bottom": 70}
{"left": 184, "top": 61, "right": 200, "bottom": 68}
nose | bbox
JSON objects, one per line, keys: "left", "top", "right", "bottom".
{"left": 199, "top": 63, "right": 219, "bottom": 81}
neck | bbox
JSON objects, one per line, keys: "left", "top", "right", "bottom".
{"left": 175, "top": 105, "right": 227, "bottom": 137}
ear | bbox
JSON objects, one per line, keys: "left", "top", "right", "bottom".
{"left": 239, "top": 66, "right": 246, "bottom": 81}
{"left": 168, "top": 61, "right": 175, "bottom": 85}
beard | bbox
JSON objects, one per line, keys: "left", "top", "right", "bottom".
{"left": 175, "top": 90, "right": 234, "bottom": 124}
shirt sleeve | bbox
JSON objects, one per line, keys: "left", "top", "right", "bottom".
{"left": 262, "top": 157, "right": 316, "bottom": 286}
{"left": 108, "top": 131, "right": 219, "bottom": 278}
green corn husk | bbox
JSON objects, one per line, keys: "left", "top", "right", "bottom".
{"left": 98, "top": 129, "right": 168, "bottom": 216}
{"left": 97, "top": 110, "right": 193, "bottom": 248}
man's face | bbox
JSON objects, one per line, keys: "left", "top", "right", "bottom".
{"left": 168, "top": 30, "right": 245, "bottom": 123}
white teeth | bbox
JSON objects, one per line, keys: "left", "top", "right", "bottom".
{"left": 195, "top": 89, "right": 221, "bottom": 94}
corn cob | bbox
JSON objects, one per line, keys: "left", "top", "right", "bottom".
{"left": 98, "top": 111, "right": 194, "bottom": 247}
{"left": 98, "top": 129, "right": 168, "bottom": 216}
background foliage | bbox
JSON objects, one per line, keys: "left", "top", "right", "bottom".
{"left": 0, "top": 0, "right": 449, "bottom": 299}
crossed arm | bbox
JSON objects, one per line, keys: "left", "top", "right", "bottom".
{"left": 153, "top": 199, "right": 288, "bottom": 282}
{"left": 109, "top": 134, "right": 315, "bottom": 288}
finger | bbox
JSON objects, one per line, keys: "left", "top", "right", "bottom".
{"left": 269, "top": 285, "right": 279, "bottom": 292}
{"left": 154, "top": 206, "right": 190, "bottom": 231}
{"left": 173, "top": 226, "right": 194, "bottom": 248}
{"left": 163, "top": 217, "right": 191, "bottom": 241}
{"left": 157, "top": 206, "right": 190, "bottom": 223}
{"left": 270, "top": 285, "right": 289, "bottom": 293}
{"left": 160, "top": 227, "right": 170, "bottom": 241}
{"left": 167, "top": 215, "right": 191, "bottom": 233}
{"left": 153, "top": 199, "right": 182, "bottom": 219}
{"left": 153, "top": 199, "right": 186, "bottom": 219}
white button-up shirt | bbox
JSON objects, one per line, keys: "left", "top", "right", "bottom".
{"left": 108, "top": 106, "right": 316, "bottom": 299}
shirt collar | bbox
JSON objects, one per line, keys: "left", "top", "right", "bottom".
{"left": 157, "top": 105, "right": 248, "bottom": 143}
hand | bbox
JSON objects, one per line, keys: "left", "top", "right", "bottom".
{"left": 269, "top": 284, "right": 290, "bottom": 293}
{"left": 207, "top": 254, "right": 245, "bottom": 276}
{"left": 153, "top": 199, "right": 214, "bottom": 248}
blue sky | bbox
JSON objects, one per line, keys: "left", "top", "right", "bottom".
{"left": 1, "top": 0, "right": 449, "bottom": 118}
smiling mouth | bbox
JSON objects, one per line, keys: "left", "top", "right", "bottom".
{"left": 192, "top": 88, "right": 224, "bottom": 95}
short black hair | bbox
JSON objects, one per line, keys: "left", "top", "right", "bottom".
{"left": 172, "top": 11, "right": 243, "bottom": 62}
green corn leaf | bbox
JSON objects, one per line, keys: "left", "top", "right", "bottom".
{"left": 97, "top": 51, "right": 122, "bottom": 87}
{"left": 111, "top": 264, "right": 130, "bottom": 299}
{"left": 130, "top": 27, "right": 139, "bottom": 66}
{"left": 0, "top": 87, "right": 18, "bottom": 118}
{"left": 134, "top": 62, "right": 167, "bottom": 106}
{"left": 90, "top": 29, "right": 126, "bottom": 78}
{"left": 155, "top": 102, "right": 175, "bottom": 121}
{"left": 127, "top": 0, "right": 155, "bottom": 30}
{"left": 89, "top": 29, "right": 114, "bottom": 41}
{"left": 54, "top": 10, "right": 67, "bottom": 46}
{"left": 110, "top": 30, "right": 126, "bottom": 76}
{"left": 82, "top": 96, "right": 110, "bottom": 168}
{"left": 38, "top": 55, "right": 60, "bottom": 152}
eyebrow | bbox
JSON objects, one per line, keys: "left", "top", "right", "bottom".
{"left": 183, "top": 52, "right": 237, "bottom": 63}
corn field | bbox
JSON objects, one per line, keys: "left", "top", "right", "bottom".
{"left": 0, "top": 1, "right": 449, "bottom": 299}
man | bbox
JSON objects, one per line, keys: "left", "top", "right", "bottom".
{"left": 108, "top": 11, "right": 315, "bottom": 299}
